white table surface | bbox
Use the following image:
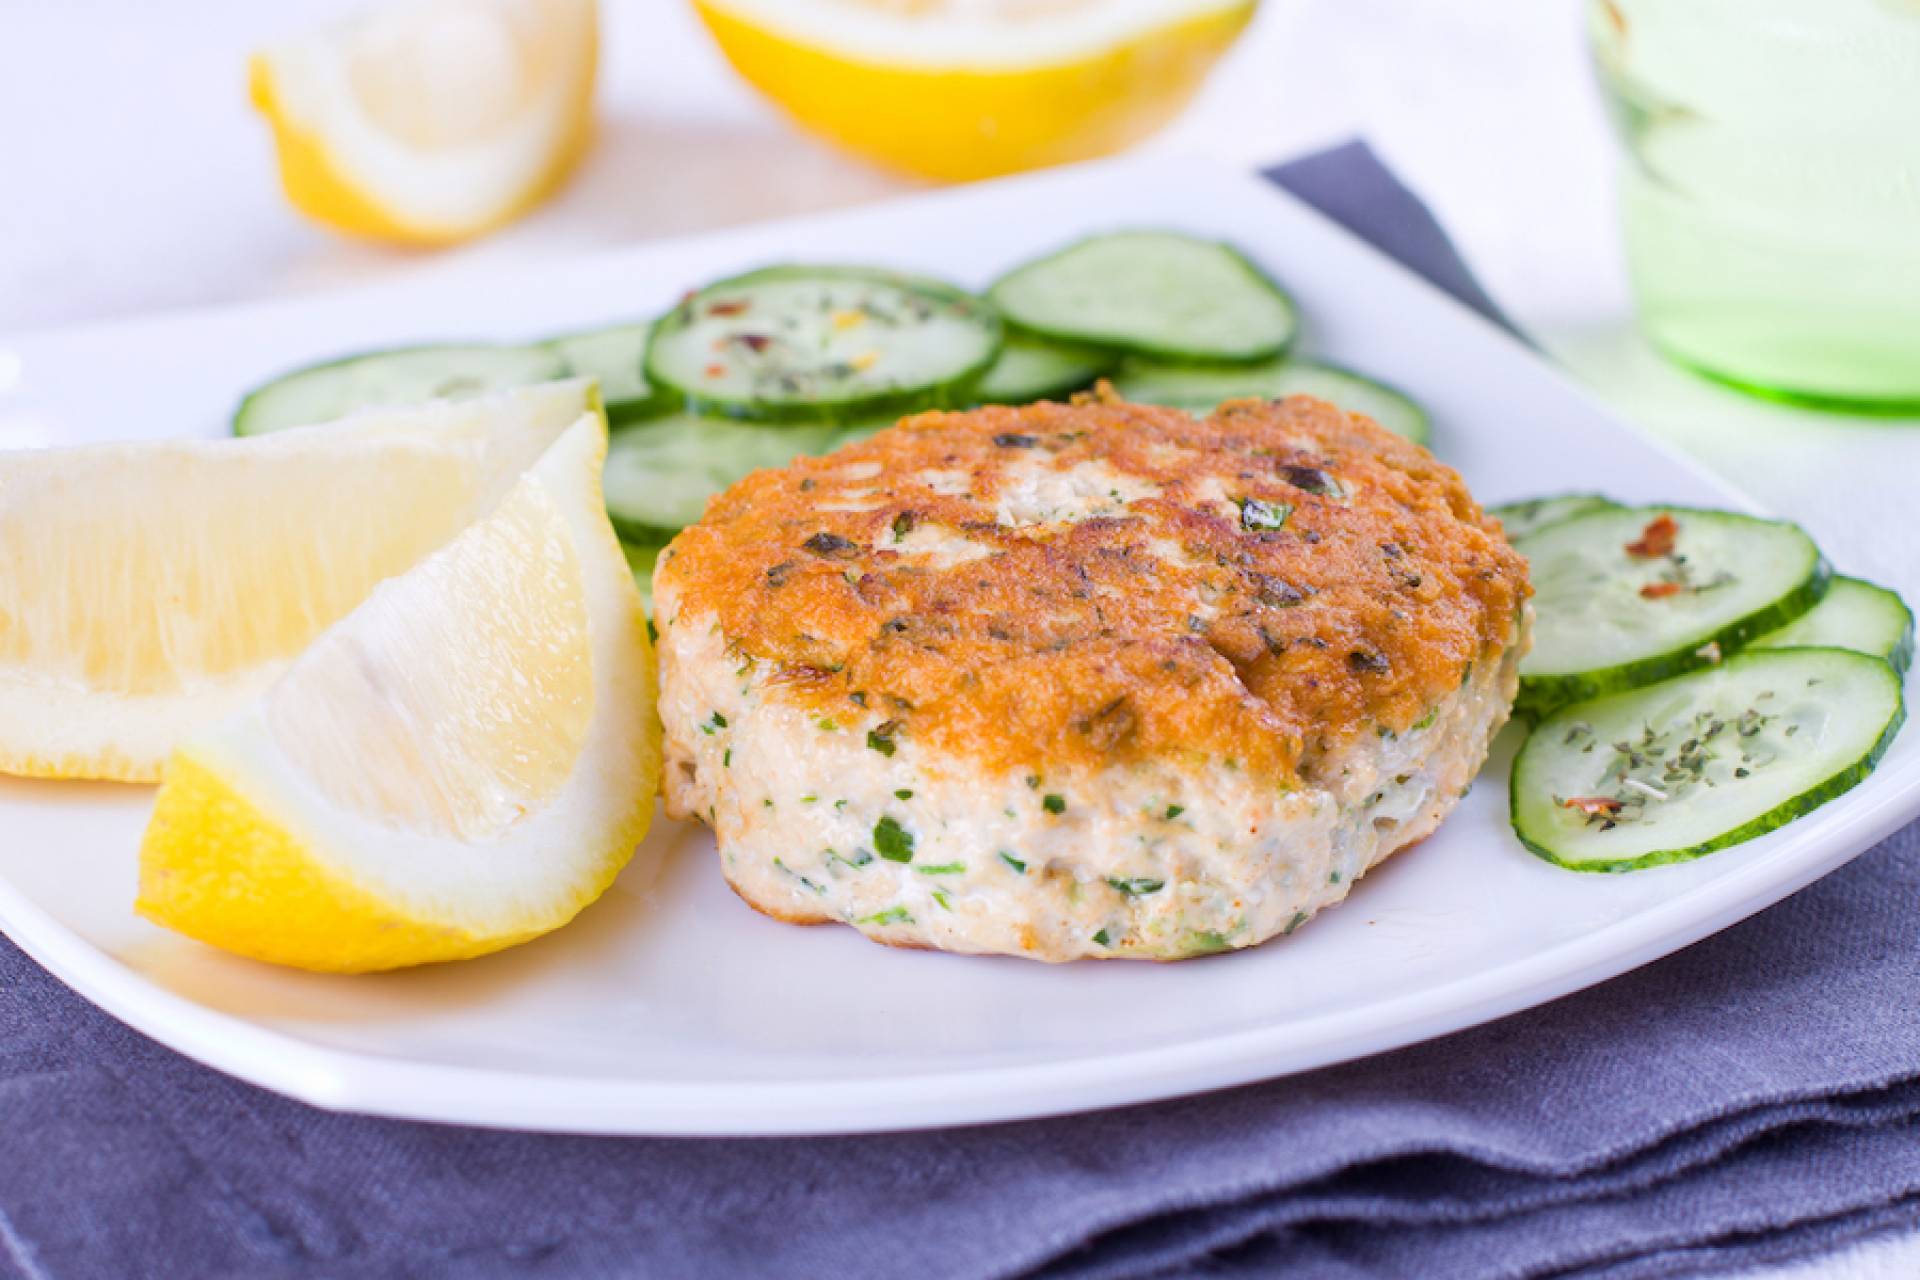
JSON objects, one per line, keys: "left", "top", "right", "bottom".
{"left": 2, "top": 1, "right": 1914, "bottom": 1275}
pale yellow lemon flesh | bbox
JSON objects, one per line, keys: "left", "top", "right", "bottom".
{"left": 0, "top": 381, "right": 596, "bottom": 782}
{"left": 137, "top": 414, "right": 660, "bottom": 973}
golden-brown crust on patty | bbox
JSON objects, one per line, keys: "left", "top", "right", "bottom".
{"left": 657, "top": 394, "right": 1529, "bottom": 787}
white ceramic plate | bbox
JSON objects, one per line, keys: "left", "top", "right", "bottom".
{"left": 3, "top": 155, "right": 1915, "bottom": 1137}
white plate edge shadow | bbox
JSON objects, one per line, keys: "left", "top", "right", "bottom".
{"left": 0, "top": 153, "right": 1912, "bottom": 1137}
{"left": 6, "top": 767, "right": 1917, "bottom": 1137}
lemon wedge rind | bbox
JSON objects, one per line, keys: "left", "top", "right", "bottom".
{"left": 693, "top": 0, "right": 1256, "bottom": 181}
{"left": 137, "top": 414, "right": 659, "bottom": 972}
{"left": 250, "top": 0, "right": 598, "bottom": 245}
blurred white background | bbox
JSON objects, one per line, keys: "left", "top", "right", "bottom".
{"left": 6, "top": 0, "right": 1919, "bottom": 599}
{"left": 1, "top": 3, "right": 1916, "bottom": 1274}
{"left": 1, "top": 0, "right": 1625, "bottom": 335}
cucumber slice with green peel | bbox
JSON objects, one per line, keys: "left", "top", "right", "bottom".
{"left": 1490, "top": 494, "right": 1622, "bottom": 542}
{"left": 1516, "top": 506, "right": 1829, "bottom": 718}
{"left": 973, "top": 334, "right": 1112, "bottom": 404}
{"left": 644, "top": 266, "right": 1002, "bottom": 423}
{"left": 1750, "top": 576, "right": 1914, "bottom": 674}
{"left": 233, "top": 344, "right": 569, "bottom": 436}
{"left": 603, "top": 413, "right": 887, "bottom": 541}
{"left": 1109, "top": 357, "right": 1431, "bottom": 445}
{"left": 542, "top": 322, "right": 661, "bottom": 424}
{"left": 605, "top": 414, "right": 842, "bottom": 539}
{"left": 987, "top": 231, "right": 1298, "bottom": 364}
{"left": 1511, "top": 648, "right": 1904, "bottom": 872}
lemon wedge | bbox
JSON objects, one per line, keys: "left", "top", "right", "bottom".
{"left": 251, "top": 0, "right": 598, "bottom": 245}
{"left": 693, "top": 0, "right": 1256, "bottom": 181}
{"left": 138, "top": 413, "right": 659, "bottom": 972}
{"left": 0, "top": 381, "right": 596, "bottom": 783}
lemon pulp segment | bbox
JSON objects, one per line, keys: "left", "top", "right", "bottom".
{"left": 138, "top": 415, "right": 660, "bottom": 973}
{"left": 0, "top": 381, "right": 594, "bottom": 782}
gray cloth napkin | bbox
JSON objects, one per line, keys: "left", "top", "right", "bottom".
{"left": 3, "top": 141, "right": 1917, "bottom": 1280}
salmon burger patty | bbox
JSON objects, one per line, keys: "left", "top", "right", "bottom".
{"left": 655, "top": 393, "right": 1531, "bottom": 961}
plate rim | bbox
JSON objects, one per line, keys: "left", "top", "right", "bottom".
{"left": 2, "top": 151, "right": 1909, "bottom": 1137}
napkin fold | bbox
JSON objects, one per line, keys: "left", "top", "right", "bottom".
{"left": 3, "top": 141, "right": 1917, "bottom": 1280}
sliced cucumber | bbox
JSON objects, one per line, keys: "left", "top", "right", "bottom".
{"left": 543, "top": 322, "right": 661, "bottom": 424}
{"left": 973, "top": 334, "right": 1112, "bottom": 404}
{"left": 1517, "top": 506, "right": 1829, "bottom": 717}
{"left": 987, "top": 231, "right": 1297, "bottom": 363}
{"left": 606, "top": 415, "right": 840, "bottom": 539}
{"left": 644, "top": 266, "right": 1001, "bottom": 423}
{"left": 1750, "top": 576, "right": 1914, "bottom": 674}
{"left": 1109, "top": 357, "right": 1430, "bottom": 445}
{"left": 1512, "top": 648, "right": 1903, "bottom": 871}
{"left": 604, "top": 413, "right": 889, "bottom": 541}
{"left": 233, "top": 344, "right": 568, "bottom": 436}
{"left": 1490, "top": 494, "right": 1621, "bottom": 542}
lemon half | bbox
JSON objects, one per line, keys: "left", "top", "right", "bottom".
{"left": 251, "top": 0, "right": 598, "bottom": 245}
{"left": 0, "top": 381, "right": 596, "bottom": 782}
{"left": 694, "top": 0, "right": 1256, "bottom": 182}
{"left": 138, "top": 413, "right": 659, "bottom": 972}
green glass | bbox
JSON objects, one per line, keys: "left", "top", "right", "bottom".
{"left": 1590, "top": 0, "right": 1920, "bottom": 412}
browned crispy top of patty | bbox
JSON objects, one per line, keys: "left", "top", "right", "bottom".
{"left": 656, "top": 394, "right": 1530, "bottom": 784}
